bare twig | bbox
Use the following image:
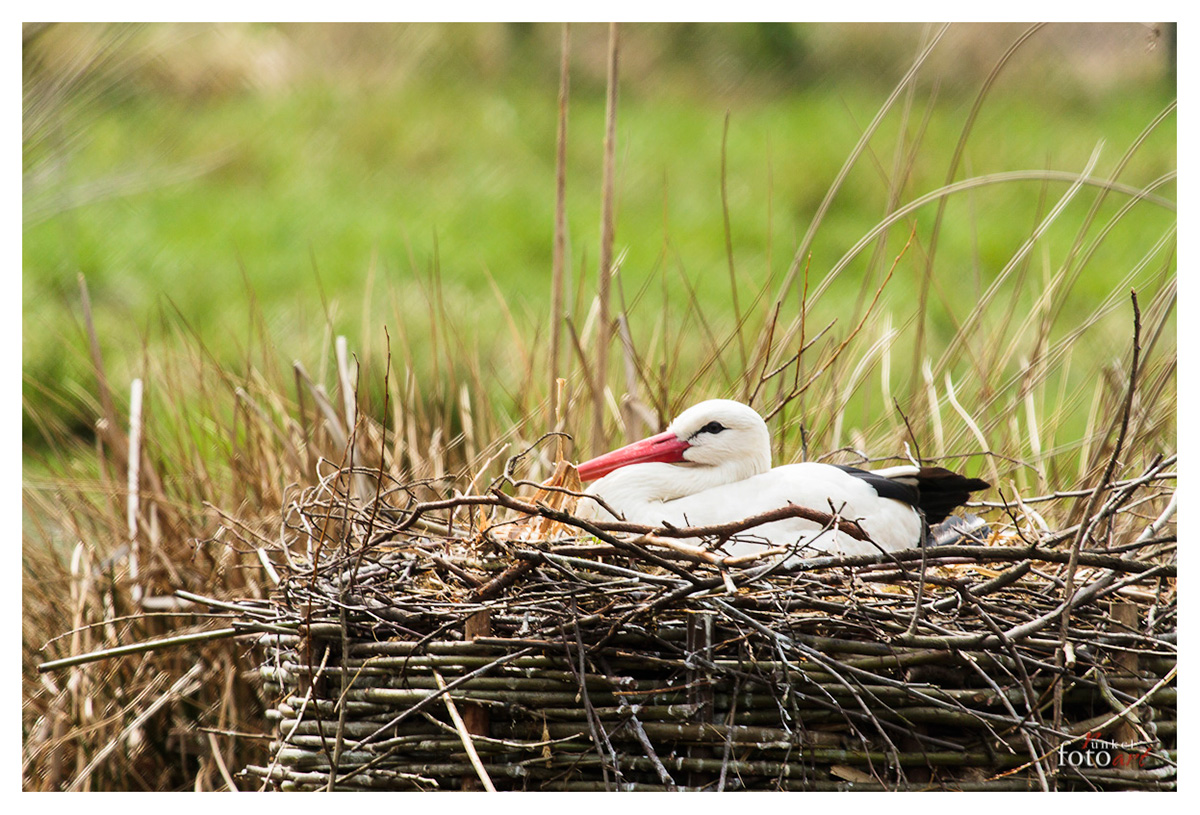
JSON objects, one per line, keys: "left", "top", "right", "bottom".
{"left": 433, "top": 671, "right": 496, "bottom": 792}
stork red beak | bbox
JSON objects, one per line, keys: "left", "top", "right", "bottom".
{"left": 576, "top": 431, "right": 691, "bottom": 482}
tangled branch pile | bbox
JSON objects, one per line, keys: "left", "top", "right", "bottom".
{"left": 233, "top": 450, "right": 1176, "bottom": 791}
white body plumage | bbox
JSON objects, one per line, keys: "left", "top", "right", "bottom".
{"left": 575, "top": 400, "right": 981, "bottom": 559}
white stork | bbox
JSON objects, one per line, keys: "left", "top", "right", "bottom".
{"left": 575, "top": 399, "right": 988, "bottom": 559}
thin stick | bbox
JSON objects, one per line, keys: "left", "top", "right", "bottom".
{"left": 1054, "top": 291, "right": 1143, "bottom": 744}
{"left": 38, "top": 627, "right": 242, "bottom": 672}
{"left": 206, "top": 731, "right": 241, "bottom": 792}
{"left": 433, "top": 671, "right": 496, "bottom": 791}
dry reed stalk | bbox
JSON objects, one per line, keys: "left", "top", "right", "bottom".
{"left": 913, "top": 23, "right": 1047, "bottom": 386}
{"left": 549, "top": 23, "right": 570, "bottom": 427}
{"left": 776, "top": 24, "right": 950, "bottom": 312}
{"left": 126, "top": 378, "right": 143, "bottom": 605}
{"left": 592, "top": 22, "right": 619, "bottom": 454}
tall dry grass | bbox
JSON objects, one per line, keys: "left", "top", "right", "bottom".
{"left": 22, "top": 24, "right": 1175, "bottom": 790}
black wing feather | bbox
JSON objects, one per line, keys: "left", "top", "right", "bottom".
{"left": 831, "top": 464, "right": 920, "bottom": 506}
{"left": 911, "top": 466, "right": 990, "bottom": 524}
{"left": 833, "top": 464, "right": 989, "bottom": 524}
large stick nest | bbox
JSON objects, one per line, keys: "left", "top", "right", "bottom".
{"left": 231, "top": 450, "right": 1176, "bottom": 791}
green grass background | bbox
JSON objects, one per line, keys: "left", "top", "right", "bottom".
{"left": 23, "top": 23, "right": 1176, "bottom": 467}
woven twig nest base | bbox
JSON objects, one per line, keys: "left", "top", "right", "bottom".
{"left": 240, "top": 511, "right": 1176, "bottom": 791}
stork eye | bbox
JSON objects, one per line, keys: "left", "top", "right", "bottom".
{"left": 699, "top": 421, "right": 726, "bottom": 435}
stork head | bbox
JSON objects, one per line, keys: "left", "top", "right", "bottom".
{"left": 577, "top": 399, "right": 772, "bottom": 488}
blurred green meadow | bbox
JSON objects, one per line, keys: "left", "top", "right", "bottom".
{"left": 23, "top": 21, "right": 1175, "bottom": 476}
